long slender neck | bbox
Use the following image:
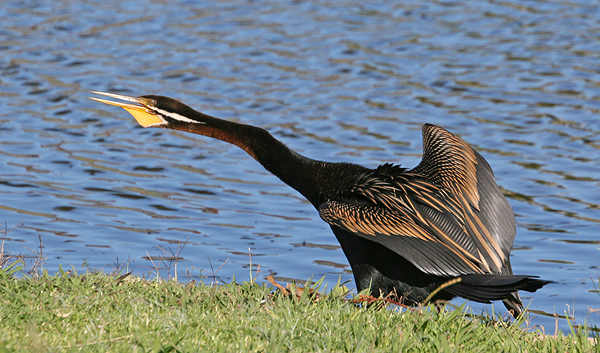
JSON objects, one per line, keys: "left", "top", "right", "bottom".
{"left": 168, "top": 112, "right": 350, "bottom": 207}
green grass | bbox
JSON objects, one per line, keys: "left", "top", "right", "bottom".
{"left": 0, "top": 262, "right": 598, "bottom": 352}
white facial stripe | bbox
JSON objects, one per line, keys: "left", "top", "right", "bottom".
{"left": 153, "top": 107, "right": 205, "bottom": 124}
{"left": 145, "top": 122, "right": 166, "bottom": 128}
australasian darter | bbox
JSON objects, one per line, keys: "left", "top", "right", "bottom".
{"left": 91, "top": 91, "right": 551, "bottom": 316}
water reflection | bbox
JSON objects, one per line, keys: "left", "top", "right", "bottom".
{"left": 1, "top": 0, "right": 599, "bottom": 333}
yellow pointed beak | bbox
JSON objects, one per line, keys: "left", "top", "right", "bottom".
{"left": 89, "top": 91, "right": 165, "bottom": 127}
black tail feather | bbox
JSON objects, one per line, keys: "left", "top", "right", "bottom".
{"left": 442, "top": 274, "right": 551, "bottom": 310}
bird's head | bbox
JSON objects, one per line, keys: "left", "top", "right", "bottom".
{"left": 90, "top": 91, "right": 205, "bottom": 128}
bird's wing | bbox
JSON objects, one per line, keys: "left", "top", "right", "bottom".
{"left": 413, "top": 124, "right": 515, "bottom": 266}
{"left": 319, "top": 193, "right": 487, "bottom": 277}
{"left": 318, "top": 124, "right": 514, "bottom": 277}
{"left": 415, "top": 124, "right": 480, "bottom": 211}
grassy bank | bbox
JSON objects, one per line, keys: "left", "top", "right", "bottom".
{"left": 0, "top": 263, "right": 597, "bottom": 352}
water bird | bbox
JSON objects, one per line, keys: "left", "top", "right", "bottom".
{"left": 91, "top": 91, "right": 551, "bottom": 316}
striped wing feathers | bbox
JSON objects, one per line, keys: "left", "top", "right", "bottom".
{"left": 319, "top": 200, "right": 484, "bottom": 276}
{"left": 416, "top": 124, "right": 480, "bottom": 211}
{"left": 318, "top": 125, "right": 508, "bottom": 276}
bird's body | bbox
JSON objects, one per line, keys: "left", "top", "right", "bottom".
{"left": 91, "top": 92, "right": 551, "bottom": 315}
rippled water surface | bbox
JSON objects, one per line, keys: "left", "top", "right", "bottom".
{"left": 1, "top": 0, "right": 599, "bottom": 333}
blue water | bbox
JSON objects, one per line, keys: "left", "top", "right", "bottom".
{"left": 1, "top": 0, "right": 599, "bottom": 334}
